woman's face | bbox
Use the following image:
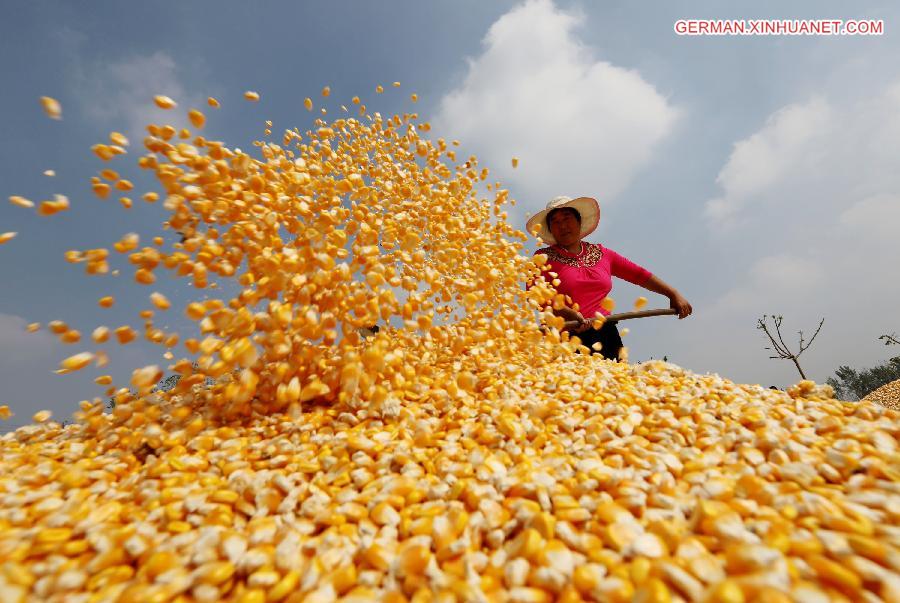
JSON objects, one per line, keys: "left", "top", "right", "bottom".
{"left": 548, "top": 209, "right": 581, "bottom": 247}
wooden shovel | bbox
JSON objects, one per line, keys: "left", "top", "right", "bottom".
{"left": 561, "top": 308, "right": 677, "bottom": 331}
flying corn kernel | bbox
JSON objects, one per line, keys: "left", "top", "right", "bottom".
{"left": 92, "top": 326, "right": 110, "bottom": 343}
{"left": 0, "top": 86, "right": 896, "bottom": 603}
{"left": 39, "top": 96, "right": 62, "bottom": 119}
{"left": 32, "top": 410, "right": 52, "bottom": 423}
{"left": 9, "top": 195, "right": 34, "bottom": 208}
{"left": 0, "top": 405, "right": 11, "bottom": 420}
{"left": 153, "top": 95, "right": 177, "bottom": 109}
{"left": 410, "top": 93, "right": 418, "bottom": 102}
{"left": 304, "top": 97, "right": 313, "bottom": 111}
{"left": 135, "top": 269, "right": 155, "bottom": 284}
{"left": 0, "top": 232, "right": 17, "bottom": 245}
{"left": 375, "top": 85, "right": 384, "bottom": 93}
{"left": 60, "top": 330, "right": 81, "bottom": 344}
{"left": 48, "top": 321, "right": 68, "bottom": 334}
{"left": 393, "top": 81, "right": 401, "bottom": 87}
{"left": 113, "top": 232, "right": 139, "bottom": 253}
{"left": 150, "top": 292, "right": 171, "bottom": 310}
{"left": 37, "top": 195, "right": 69, "bottom": 216}
{"left": 601, "top": 297, "right": 615, "bottom": 312}
{"left": 131, "top": 365, "right": 162, "bottom": 392}
{"left": 59, "top": 352, "right": 93, "bottom": 372}
{"left": 321, "top": 86, "right": 331, "bottom": 97}
{"left": 115, "top": 326, "right": 136, "bottom": 344}
{"left": 512, "top": 157, "right": 519, "bottom": 168}
{"left": 109, "top": 132, "right": 129, "bottom": 146}
{"left": 244, "top": 91, "right": 260, "bottom": 102}
{"left": 188, "top": 109, "right": 205, "bottom": 129}
{"left": 634, "top": 296, "right": 648, "bottom": 310}
{"left": 43, "top": 169, "right": 55, "bottom": 177}
{"left": 207, "top": 96, "right": 220, "bottom": 108}
{"left": 26, "top": 322, "right": 40, "bottom": 332}
{"left": 98, "top": 296, "right": 114, "bottom": 308}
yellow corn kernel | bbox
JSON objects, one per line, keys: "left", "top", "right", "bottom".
{"left": 0, "top": 232, "right": 17, "bottom": 245}
{"left": 573, "top": 563, "right": 605, "bottom": 593}
{"left": 509, "top": 527, "right": 543, "bottom": 561}
{"left": 330, "top": 564, "right": 357, "bottom": 594}
{"left": 211, "top": 490, "right": 240, "bottom": 504}
{"left": 807, "top": 554, "right": 861, "bottom": 594}
{"left": 115, "top": 326, "right": 137, "bottom": 344}
{"left": 236, "top": 589, "right": 265, "bottom": 603}
{"left": 35, "top": 527, "right": 71, "bottom": 543}
{"left": 188, "top": 109, "right": 206, "bottom": 129}
{"left": 267, "top": 570, "right": 300, "bottom": 601}
{"left": 60, "top": 352, "right": 94, "bottom": 372}
{"left": 149, "top": 291, "right": 171, "bottom": 310}
{"left": 62, "top": 539, "right": 90, "bottom": 555}
{"left": 706, "top": 580, "right": 745, "bottom": 603}
{"left": 846, "top": 533, "right": 886, "bottom": 562}
{"left": 399, "top": 544, "right": 431, "bottom": 575}
{"left": 144, "top": 551, "right": 178, "bottom": 578}
{"left": 9, "top": 196, "right": 34, "bottom": 209}
{"left": 154, "top": 95, "right": 177, "bottom": 109}
{"left": 40, "top": 96, "right": 62, "bottom": 119}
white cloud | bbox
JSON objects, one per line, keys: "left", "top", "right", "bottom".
{"left": 0, "top": 313, "right": 56, "bottom": 361}
{"left": 690, "top": 79, "right": 900, "bottom": 388}
{"left": 704, "top": 98, "right": 833, "bottom": 227}
{"left": 839, "top": 193, "right": 900, "bottom": 238}
{"left": 72, "top": 51, "right": 199, "bottom": 139}
{"left": 705, "top": 81, "right": 900, "bottom": 231}
{"left": 706, "top": 254, "right": 826, "bottom": 327}
{"left": 434, "top": 0, "right": 679, "bottom": 213}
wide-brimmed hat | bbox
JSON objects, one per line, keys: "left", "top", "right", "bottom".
{"left": 526, "top": 196, "right": 600, "bottom": 245}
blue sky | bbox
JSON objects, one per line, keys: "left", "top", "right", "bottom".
{"left": 2, "top": 0, "right": 899, "bottom": 428}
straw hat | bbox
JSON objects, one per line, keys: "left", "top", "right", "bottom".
{"left": 526, "top": 196, "right": 600, "bottom": 245}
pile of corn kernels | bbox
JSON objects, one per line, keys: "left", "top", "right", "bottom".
{"left": 864, "top": 379, "right": 900, "bottom": 412}
{"left": 2, "top": 90, "right": 900, "bottom": 603}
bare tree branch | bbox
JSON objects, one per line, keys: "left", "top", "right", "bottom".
{"left": 757, "top": 314, "right": 825, "bottom": 380}
{"left": 880, "top": 332, "right": 900, "bottom": 346}
{"left": 798, "top": 319, "right": 824, "bottom": 354}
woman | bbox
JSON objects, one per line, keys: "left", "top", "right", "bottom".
{"left": 526, "top": 196, "right": 692, "bottom": 361}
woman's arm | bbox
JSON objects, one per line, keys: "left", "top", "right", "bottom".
{"left": 640, "top": 274, "right": 693, "bottom": 319}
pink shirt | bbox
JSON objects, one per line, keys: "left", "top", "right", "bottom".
{"left": 531, "top": 242, "right": 652, "bottom": 318}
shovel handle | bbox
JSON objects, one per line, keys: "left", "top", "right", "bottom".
{"left": 561, "top": 308, "right": 677, "bottom": 330}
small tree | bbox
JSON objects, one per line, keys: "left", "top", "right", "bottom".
{"left": 757, "top": 314, "right": 824, "bottom": 380}
{"left": 827, "top": 356, "right": 900, "bottom": 401}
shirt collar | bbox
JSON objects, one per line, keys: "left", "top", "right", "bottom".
{"left": 553, "top": 241, "right": 589, "bottom": 257}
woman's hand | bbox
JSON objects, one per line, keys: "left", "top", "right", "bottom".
{"left": 572, "top": 313, "right": 592, "bottom": 333}
{"left": 555, "top": 307, "right": 592, "bottom": 332}
{"left": 669, "top": 293, "right": 693, "bottom": 319}
{"left": 640, "top": 275, "right": 693, "bottom": 320}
